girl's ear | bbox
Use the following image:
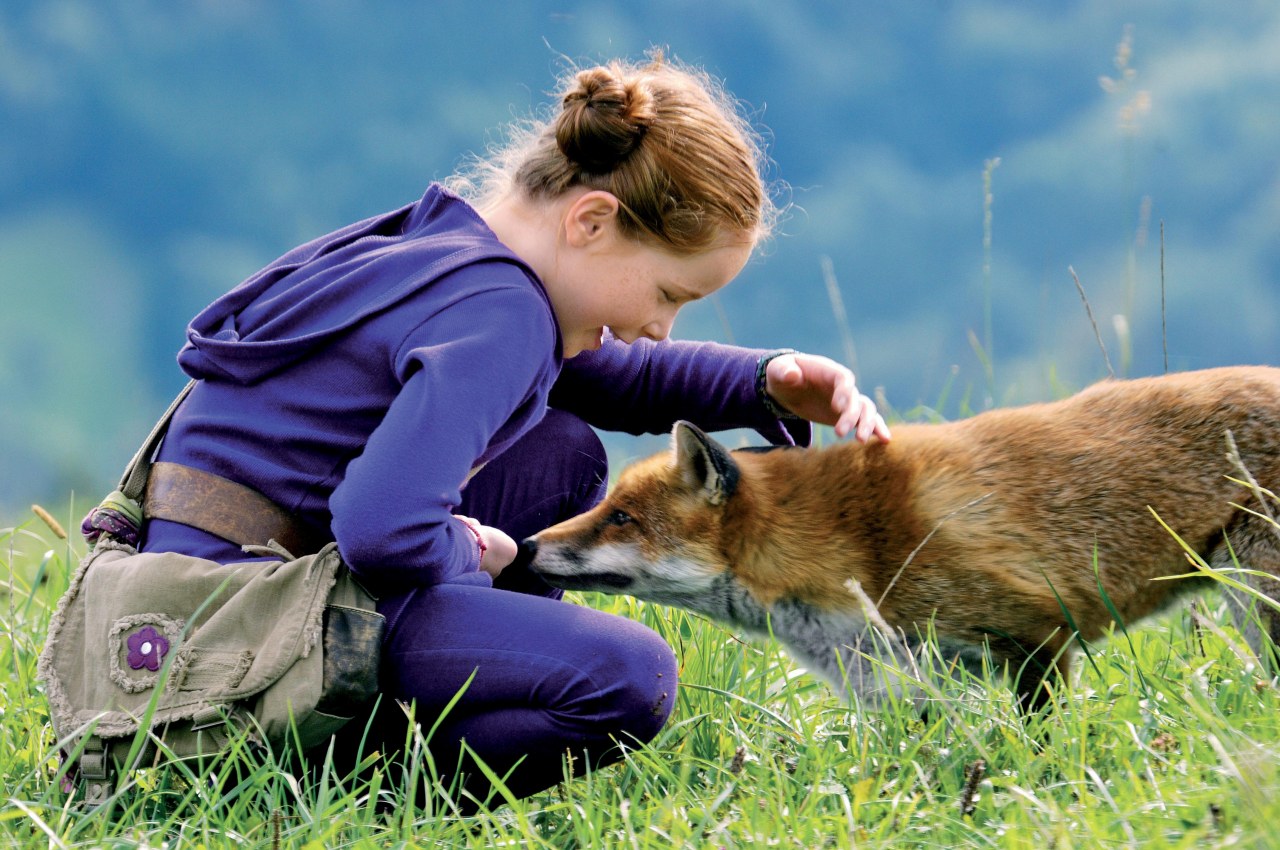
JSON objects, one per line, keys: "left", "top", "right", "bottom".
{"left": 563, "top": 191, "right": 621, "bottom": 248}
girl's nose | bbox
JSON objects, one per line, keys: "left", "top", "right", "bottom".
{"left": 642, "top": 319, "right": 673, "bottom": 341}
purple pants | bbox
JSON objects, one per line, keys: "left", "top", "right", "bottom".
{"left": 324, "top": 410, "right": 678, "bottom": 808}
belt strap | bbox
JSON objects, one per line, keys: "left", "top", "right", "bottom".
{"left": 145, "top": 461, "right": 321, "bottom": 556}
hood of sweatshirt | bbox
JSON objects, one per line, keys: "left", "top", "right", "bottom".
{"left": 178, "top": 184, "right": 543, "bottom": 384}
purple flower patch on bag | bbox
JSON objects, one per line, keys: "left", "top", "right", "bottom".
{"left": 125, "top": 626, "right": 169, "bottom": 672}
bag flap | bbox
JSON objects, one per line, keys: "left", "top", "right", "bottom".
{"left": 38, "top": 541, "right": 344, "bottom": 740}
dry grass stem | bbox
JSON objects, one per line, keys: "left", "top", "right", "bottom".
{"left": 1068, "top": 265, "right": 1115, "bottom": 378}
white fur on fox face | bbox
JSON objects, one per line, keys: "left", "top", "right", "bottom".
{"left": 631, "top": 554, "right": 720, "bottom": 602}
{"left": 567, "top": 541, "right": 642, "bottom": 574}
{"left": 568, "top": 542, "right": 717, "bottom": 597}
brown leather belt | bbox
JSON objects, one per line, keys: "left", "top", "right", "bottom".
{"left": 144, "top": 462, "right": 325, "bottom": 556}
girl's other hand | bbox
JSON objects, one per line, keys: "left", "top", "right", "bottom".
{"left": 764, "top": 352, "right": 892, "bottom": 443}
{"left": 456, "top": 515, "right": 518, "bottom": 578}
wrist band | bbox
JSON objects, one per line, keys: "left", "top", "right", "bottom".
{"left": 457, "top": 516, "right": 488, "bottom": 559}
{"left": 756, "top": 349, "right": 804, "bottom": 420}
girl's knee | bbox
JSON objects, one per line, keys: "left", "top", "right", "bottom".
{"left": 590, "top": 621, "right": 679, "bottom": 745}
{"left": 534, "top": 408, "right": 608, "bottom": 505}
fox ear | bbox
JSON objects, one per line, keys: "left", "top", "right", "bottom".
{"left": 671, "top": 421, "right": 739, "bottom": 505}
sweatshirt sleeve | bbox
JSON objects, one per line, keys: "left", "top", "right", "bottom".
{"left": 329, "top": 283, "right": 557, "bottom": 590}
{"left": 550, "top": 333, "right": 811, "bottom": 446}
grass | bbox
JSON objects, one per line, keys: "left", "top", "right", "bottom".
{"left": 3, "top": 506, "right": 1280, "bottom": 849}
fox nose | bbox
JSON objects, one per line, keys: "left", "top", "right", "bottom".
{"left": 514, "top": 536, "right": 538, "bottom": 569}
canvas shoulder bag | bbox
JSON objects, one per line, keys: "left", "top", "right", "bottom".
{"left": 37, "top": 381, "right": 384, "bottom": 805}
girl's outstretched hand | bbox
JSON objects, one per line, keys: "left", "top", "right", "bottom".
{"left": 764, "top": 352, "right": 891, "bottom": 443}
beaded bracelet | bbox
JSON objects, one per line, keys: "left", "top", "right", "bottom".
{"left": 755, "top": 348, "right": 804, "bottom": 420}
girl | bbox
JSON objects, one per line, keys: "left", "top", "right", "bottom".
{"left": 142, "top": 55, "right": 889, "bottom": 809}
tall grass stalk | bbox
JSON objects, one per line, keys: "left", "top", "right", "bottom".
{"left": 820, "top": 255, "right": 859, "bottom": 376}
{"left": 980, "top": 157, "right": 1000, "bottom": 408}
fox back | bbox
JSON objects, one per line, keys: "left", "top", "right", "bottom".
{"left": 529, "top": 366, "right": 1280, "bottom": 707}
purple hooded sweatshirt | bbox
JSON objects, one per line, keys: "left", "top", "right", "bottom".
{"left": 144, "top": 184, "right": 808, "bottom": 592}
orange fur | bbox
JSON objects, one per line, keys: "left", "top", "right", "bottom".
{"left": 530, "top": 366, "right": 1280, "bottom": 705}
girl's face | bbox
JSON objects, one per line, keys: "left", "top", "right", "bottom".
{"left": 546, "top": 196, "right": 754, "bottom": 357}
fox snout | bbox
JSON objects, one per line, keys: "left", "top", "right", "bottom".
{"left": 522, "top": 534, "right": 639, "bottom": 591}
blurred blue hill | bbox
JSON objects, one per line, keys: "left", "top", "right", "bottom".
{"left": 3, "top": 2, "right": 1279, "bottom": 522}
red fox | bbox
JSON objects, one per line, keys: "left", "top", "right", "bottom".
{"left": 526, "top": 366, "right": 1280, "bottom": 709}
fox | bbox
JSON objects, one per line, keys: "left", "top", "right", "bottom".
{"left": 525, "top": 366, "right": 1280, "bottom": 709}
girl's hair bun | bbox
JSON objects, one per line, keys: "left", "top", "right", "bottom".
{"left": 555, "top": 65, "right": 656, "bottom": 173}
{"left": 452, "top": 51, "right": 775, "bottom": 253}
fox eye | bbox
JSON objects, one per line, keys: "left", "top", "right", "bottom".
{"left": 606, "top": 509, "right": 634, "bottom": 527}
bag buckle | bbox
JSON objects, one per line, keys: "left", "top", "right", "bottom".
{"left": 78, "top": 736, "right": 114, "bottom": 806}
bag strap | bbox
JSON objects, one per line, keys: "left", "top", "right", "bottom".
{"left": 119, "top": 380, "right": 197, "bottom": 503}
